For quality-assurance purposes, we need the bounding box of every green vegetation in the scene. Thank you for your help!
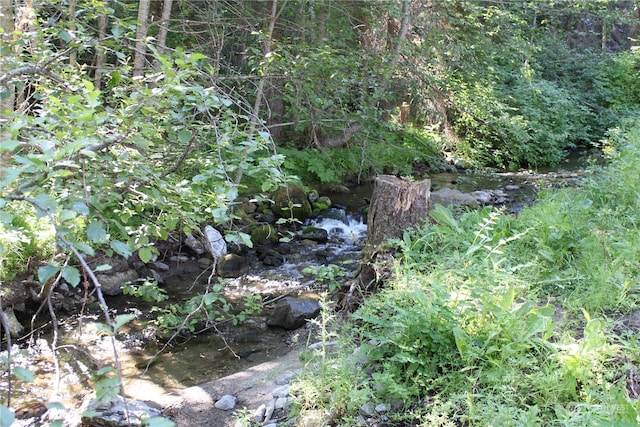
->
[292,123,640,425]
[1,0,640,425]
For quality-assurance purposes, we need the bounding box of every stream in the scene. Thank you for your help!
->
[2,150,598,423]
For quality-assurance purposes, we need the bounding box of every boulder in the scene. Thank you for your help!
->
[250,224,280,246]
[300,226,328,243]
[430,188,478,208]
[204,225,228,259]
[96,269,139,296]
[267,297,321,330]
[272,185,312,220]
[217,254,250,278]
[2,308,24,336]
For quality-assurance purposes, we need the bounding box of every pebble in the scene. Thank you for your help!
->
[214,394,236,411]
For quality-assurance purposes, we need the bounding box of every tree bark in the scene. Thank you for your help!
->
[156,0,173,54]
[367,175,431,246]
[94,1,108,90]
[133,0,151,77]
[334,175,431,310]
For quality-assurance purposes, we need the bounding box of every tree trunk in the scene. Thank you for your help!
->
[94,2,108,90]
[156,0,173,54]
[133,0,151,77]
[0,0,14,122]
[367,175,431,246]
[334,175,431,310]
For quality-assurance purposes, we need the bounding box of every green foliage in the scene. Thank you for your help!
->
[295,125,640,425]
[302,264,349,292]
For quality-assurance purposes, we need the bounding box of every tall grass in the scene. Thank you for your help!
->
[292,123,640,426]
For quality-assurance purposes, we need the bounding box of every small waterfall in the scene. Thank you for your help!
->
[307,207,367,246]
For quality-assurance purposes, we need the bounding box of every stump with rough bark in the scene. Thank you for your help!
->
[335,175,431,310]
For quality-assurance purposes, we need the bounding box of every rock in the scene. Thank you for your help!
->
[184,233,206,255]
[272,184,313,220]
[204,225,227,259]
[271,384,290,398]
[359,402,375,418]
[275,371,296,385]
[275,397,292,409]
[253,404,267,423]
[300,226,328,243]
[2,308,24,336]
[96,269,139,296]
[217,254,250,278]
[197,257,212,267]
[261,249,285,267]
[375,403,389,413]
[82,396,160,426]
[250,224,280,246]
[267,297,321,330]
[151,261,170,271]
[214,394,236,410]
[430,187,478,208]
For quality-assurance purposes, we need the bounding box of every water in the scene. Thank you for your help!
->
[3,153,596,419]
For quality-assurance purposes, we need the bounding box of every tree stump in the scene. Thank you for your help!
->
[334,175,431,310]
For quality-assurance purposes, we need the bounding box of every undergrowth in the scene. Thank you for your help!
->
[291,122,640,426]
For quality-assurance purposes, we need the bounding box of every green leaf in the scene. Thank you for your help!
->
[38,264,60,283]
[113,314,135,332]
[110,240,132,258]
[0,168,19,187]
[12,366,34,383]
[61,266,81,287]
[73,201,90,215]
[177,129,192,144]
[87,221,107,243]
[95,264,112,272]
[33,194,58,217]
[0,404,15,427]
[138,246,153,263]
[0,210,14,224]
[203,292,220,306]
[189,52,207,62]
[74,241,95,256]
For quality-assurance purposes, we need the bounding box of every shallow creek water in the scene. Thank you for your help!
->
[3,150,597,419]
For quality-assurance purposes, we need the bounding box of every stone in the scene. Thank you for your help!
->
[184,233,206,255]
[267,297,321,330]
[204,225,227,259]
[217,254,250,278]
[430,187,478,208]
[250,224,279,246]
[359,402,375,418]
[2,308,23,336]
[271,384,290,398]
[275,371,296,385]
[214,394,236,410]
[375,403,389,413]
[151,261,170,271]
[300,226,328,243]
[96,269,139,296]
[82,396,160,426]
[272,184,312,220]
[253,404,267,423]
[275,397,292,409]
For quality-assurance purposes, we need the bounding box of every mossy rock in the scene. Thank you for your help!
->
[312,196,332,213]
[272,184,312,220]
[250,224,280,246]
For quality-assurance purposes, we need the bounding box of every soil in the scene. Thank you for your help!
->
[150,347,305,427]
